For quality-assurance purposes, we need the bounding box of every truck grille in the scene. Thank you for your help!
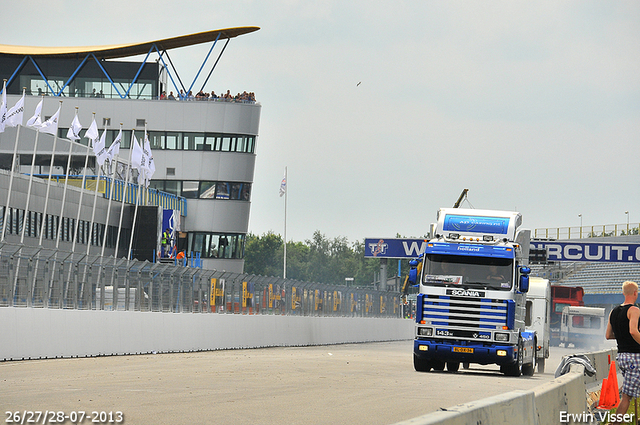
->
[423,294,508,329]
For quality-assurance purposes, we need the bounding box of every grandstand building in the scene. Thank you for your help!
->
[0,27,260,273]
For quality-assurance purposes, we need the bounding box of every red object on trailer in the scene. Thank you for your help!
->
[550,285,584,345]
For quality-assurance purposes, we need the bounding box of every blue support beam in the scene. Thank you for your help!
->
[57,54,90,96]
[91,53,124,98]
[27,56,56,96]
[2,36,228,100]
[186,33,220,96]
[200,38,230,93]
[3,56,28,93]
[123,45,156,99]
[153,46,183,99]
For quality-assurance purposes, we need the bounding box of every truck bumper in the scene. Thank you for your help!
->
[413,339,517,366]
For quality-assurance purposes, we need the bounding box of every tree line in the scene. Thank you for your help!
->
[244,231,410,287]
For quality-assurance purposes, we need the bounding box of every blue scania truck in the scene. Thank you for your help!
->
[408,208,537,376]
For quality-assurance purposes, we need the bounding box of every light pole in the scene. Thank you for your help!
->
[625,211,629,235]
[578,214,582,238]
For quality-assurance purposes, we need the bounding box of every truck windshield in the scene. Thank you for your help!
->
[423,254,513,291]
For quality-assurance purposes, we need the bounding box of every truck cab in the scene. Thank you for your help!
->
[411,208,537,376]
[560,306,605,349]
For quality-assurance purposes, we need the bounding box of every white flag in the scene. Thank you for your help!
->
[94,128,108,166]
[279,174,286,197]
[38,104,61,136]
[130,135,148,185]
[26,98,43,128]
[85,118,99,141]
[106,128,122,163]
[143,132,155,181]
[66,114,82,141]
[0,81,7,133]
[5,91,24,127]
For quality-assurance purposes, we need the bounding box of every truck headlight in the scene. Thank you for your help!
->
[418,327,433,336]
[495,332,509,342]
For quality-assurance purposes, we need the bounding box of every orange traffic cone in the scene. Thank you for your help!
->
[597,360,620,410]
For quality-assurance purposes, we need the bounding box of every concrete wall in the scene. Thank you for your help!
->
[392,349,616,425]
[0,307,414,361]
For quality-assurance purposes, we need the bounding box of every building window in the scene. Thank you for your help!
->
[187,232,245,259]
[199,182,216,199]
[181,181,199,199]
[150,180,250,201]
[58,129,256,153]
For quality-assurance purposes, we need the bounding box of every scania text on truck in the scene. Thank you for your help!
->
[408,208,537,376]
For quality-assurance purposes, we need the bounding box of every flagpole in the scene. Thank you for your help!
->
[38,100,63,246]
[101,124,122,257]
[109,130,134,294]
[283,166,287,279]
[115,130,135,260]
[127,178,141,260]
[56,108,79,250]
[1,87,26,243]
[86,125,108,256]
[82,124,106,302]
[14,99,44,299]
[96,125,121,310]
[127,144,142,261]
[20,124,42,244]
[71,113,95,253]
[85,151,102,255]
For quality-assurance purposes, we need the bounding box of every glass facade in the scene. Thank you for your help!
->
[57,128,256,153]
[188,232,245,259]
[149,180,251,201]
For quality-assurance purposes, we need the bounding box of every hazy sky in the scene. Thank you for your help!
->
[4,1,639,243]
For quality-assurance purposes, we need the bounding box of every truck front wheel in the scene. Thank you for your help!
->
[446,362,460,372]
[432,360,445,371]
[414,354,432,372]
[504,340,523,377]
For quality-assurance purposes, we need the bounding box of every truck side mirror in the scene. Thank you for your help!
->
[519,266,531,293]
[407,259,419,285]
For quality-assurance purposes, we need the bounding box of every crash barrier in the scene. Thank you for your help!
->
[0,308,414,361]
[0,241,411,361]
[392,348,617,425]
[0,242,401,318]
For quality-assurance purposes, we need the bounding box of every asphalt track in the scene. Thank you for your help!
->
[1,340,612,425]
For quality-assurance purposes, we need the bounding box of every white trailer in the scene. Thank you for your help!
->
[560,306,605,349]
[526,277,550,373]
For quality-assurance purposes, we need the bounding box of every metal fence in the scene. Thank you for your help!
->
[534,222,639,239]
[0,242,402,318]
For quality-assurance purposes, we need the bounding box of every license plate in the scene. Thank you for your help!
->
[453,347,474,353]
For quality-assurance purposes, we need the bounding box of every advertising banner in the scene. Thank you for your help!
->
[364,238,427,259]
[532,241,640,263]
